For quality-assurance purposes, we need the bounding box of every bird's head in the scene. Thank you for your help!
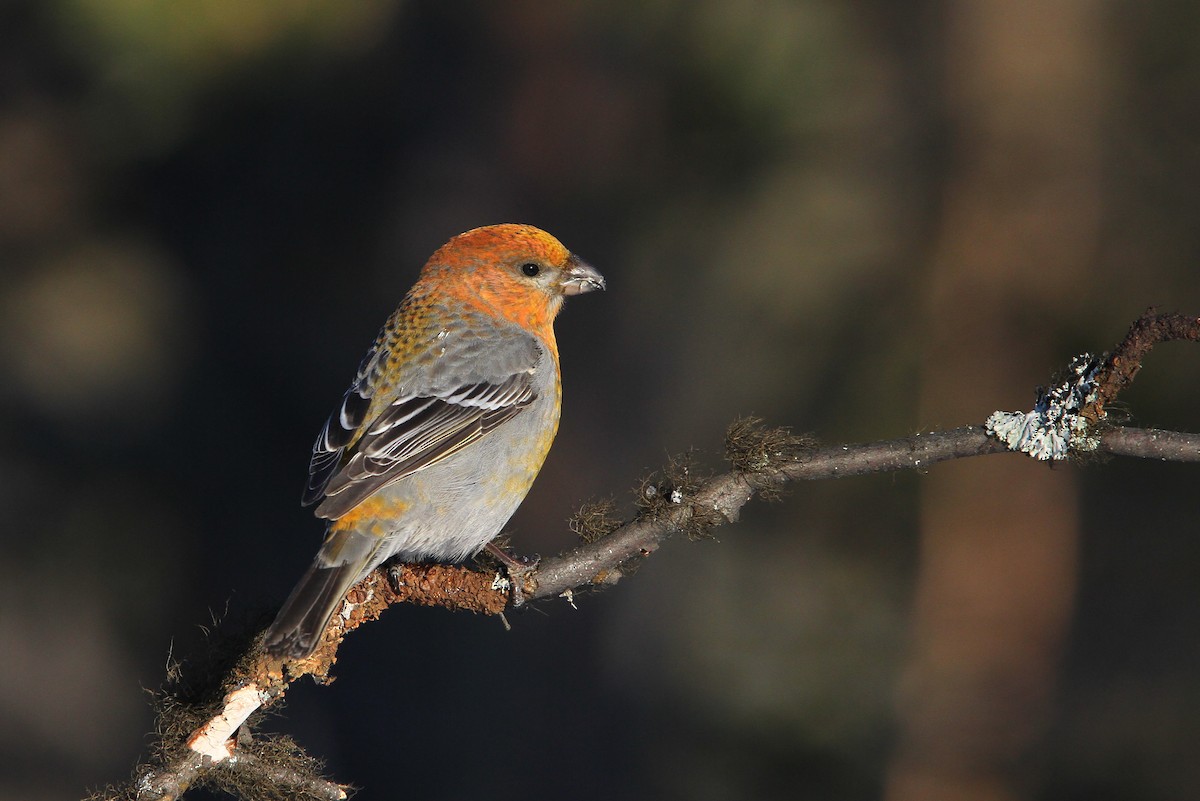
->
[420,224,605,333]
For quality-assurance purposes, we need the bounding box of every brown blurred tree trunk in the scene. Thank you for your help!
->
[888,2,1108,800]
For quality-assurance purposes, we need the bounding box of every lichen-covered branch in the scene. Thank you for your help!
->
[104,310,1200,801]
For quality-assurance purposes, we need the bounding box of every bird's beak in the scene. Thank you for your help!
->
[560,254,606,296]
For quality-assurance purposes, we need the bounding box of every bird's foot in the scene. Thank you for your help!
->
[484,542,539,607]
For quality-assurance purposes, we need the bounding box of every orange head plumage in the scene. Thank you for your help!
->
[414,224,604,342]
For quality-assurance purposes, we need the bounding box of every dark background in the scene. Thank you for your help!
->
[1,2,1199,800]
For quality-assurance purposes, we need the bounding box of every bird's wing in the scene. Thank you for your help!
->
[302,322,543,520]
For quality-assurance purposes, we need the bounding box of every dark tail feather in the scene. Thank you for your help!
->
[263,561,363,659]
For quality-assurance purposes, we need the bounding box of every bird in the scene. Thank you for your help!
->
[262,224,605,659]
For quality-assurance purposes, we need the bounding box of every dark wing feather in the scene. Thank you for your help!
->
[302,341,390,508]
[306,372,536,520]
[302,386,371,507]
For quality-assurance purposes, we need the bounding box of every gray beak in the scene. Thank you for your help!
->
[561,254,606,296]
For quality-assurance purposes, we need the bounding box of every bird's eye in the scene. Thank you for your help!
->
[520,262,540,277]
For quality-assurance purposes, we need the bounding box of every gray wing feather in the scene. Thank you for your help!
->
[302,319,543,519]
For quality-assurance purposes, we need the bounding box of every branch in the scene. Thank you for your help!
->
[110,310,1200,801]
[1092,309,1200,412]
[1096,426,1200,461]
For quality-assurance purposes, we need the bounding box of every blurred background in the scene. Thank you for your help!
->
[2,1,1199,799]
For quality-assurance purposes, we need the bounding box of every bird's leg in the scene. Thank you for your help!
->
[484,542,539,607]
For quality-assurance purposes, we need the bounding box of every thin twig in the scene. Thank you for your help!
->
[1098,427,1200,461]
[1092,310,1200,414]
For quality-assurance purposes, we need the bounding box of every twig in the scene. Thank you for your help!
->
[1092,310,1200,413]
[1097,427,1200,461]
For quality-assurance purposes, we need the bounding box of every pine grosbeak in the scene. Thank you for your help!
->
[263,224,604,658]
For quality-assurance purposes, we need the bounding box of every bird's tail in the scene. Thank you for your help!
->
[262,528,384,659]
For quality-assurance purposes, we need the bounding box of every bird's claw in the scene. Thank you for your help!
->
[484,542,540,607]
